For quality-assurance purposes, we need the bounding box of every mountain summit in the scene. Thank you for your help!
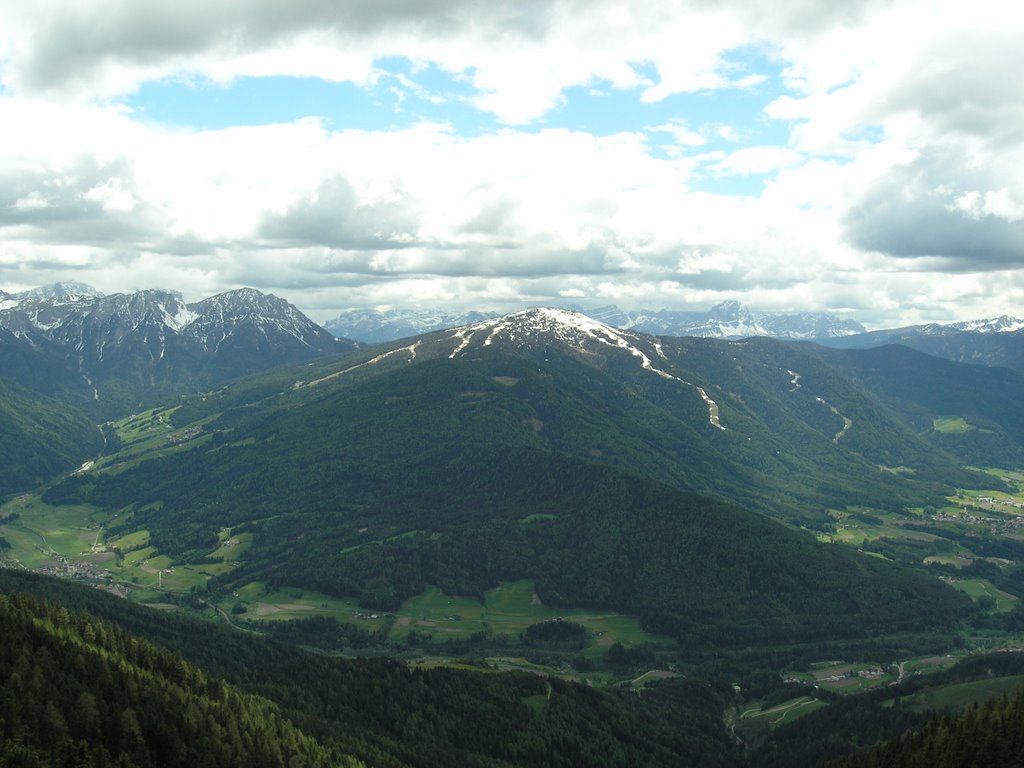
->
[448,307,649,354]
[323,300,865,344]
[0,284,356,416]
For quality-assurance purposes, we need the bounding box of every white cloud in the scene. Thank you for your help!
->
[713,146,803,176]
[1,0,1023,327]
[950,189,1024,223]
[648,120,707,147]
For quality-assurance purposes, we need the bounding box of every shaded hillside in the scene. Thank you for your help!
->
[812,344,1024,467]
[823,320,1024,372]
[0,571,739,768]
[828,688,1024,768]
[0,380,103,498]
[0,590,354,768]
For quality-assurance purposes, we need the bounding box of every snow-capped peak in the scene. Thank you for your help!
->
[447,308,727,430]
[949,316,1024,334]
[455,307,633,351]
[15,281,103,303]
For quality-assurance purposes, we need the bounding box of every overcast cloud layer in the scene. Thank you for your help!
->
[1,0,1023,328]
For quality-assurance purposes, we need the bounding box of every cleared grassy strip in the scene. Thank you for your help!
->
[933,416,974,434]
[109,530,150,551]
[902,654,959,676]
[388,580,671,653]
[226,583,390,630]
[741,697,827,727]
[950,578,1018,612]
[902,674,1024,713]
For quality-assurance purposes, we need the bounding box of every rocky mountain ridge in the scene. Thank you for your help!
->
[325,300,866,344]
[0,283,356,417]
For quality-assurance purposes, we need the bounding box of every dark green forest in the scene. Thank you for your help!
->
[0,573,739,767]
[39,345,979,648]
[0,590,354,768]
[0,380,103,498]
[827,688,1024,767]
[47,441,975,647]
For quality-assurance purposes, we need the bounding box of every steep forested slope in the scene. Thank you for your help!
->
[812,344,1024,467]
[0,590,355,768]
[827,688,1024,768]
[0,571,738,768]
[0,380,103,498]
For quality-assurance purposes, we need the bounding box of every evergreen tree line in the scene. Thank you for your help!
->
[0,591,357,768]
[827,688,1024,768]
[0,573,738,767]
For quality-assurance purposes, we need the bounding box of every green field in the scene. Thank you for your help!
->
[950,578,1018,612]
[0,492,231,599]
[389,580,669,654]
[933,416,975,434]
[785,660,897,692]
[224,583,390,631]
[224,578,670,657]
[92,407,215,474]
[901,675,1024,713]
[0,496,108,569]
[740,696,827,728]
[821,507,944,548]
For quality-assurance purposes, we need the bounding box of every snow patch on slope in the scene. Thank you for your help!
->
[950,316,1024,334]
[451,308,727,430]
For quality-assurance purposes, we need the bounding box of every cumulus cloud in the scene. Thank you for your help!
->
[846,189,1024,270]
[1,0,1023,326]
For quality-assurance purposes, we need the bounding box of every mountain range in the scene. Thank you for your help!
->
[0,282,356,418]
[5,287,1024,766]
[325,297,1024,376]
[324,299,866,344]
[821,315,1024,372]
[38,307,993,648]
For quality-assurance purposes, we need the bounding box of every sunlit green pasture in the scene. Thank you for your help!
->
[933,416,975,434]
[0,496,108,567]
[389,580,670,654]
[93,407,214,473]
[901,675,1024,713]
[951,578,1018,612]
[740,696,827,729]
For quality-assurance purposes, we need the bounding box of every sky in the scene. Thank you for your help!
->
[0,1,1023,329]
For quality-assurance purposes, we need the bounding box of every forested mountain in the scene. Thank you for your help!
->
[811,344,1024,467]
[41,308,982,646]
[822,316,1024,372]
[0,379,102,498]
[10,302,1024,765]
